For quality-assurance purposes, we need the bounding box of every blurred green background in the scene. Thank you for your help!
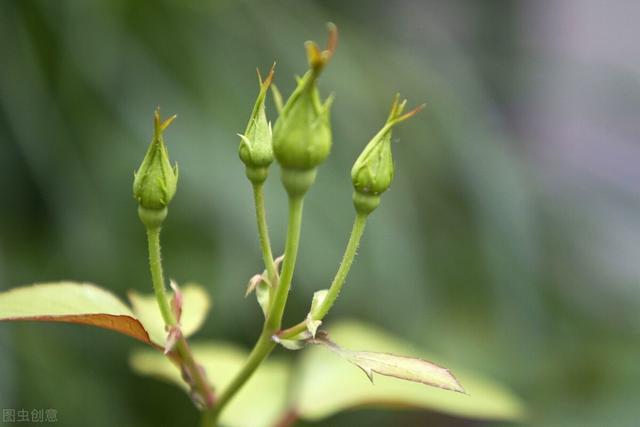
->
[1,0,640,426]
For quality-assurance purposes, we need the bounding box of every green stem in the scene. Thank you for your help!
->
[209,329,276,424]
[146,227,177,326]
[209,196,305,425]
[200,411,214,427]
[266,196,304,331]
[206,183,280,424]
[145,226,216,416]
[253,183,277,285]
[279,212,368,339]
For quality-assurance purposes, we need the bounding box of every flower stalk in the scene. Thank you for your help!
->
[252,182,278,286]
[209,25,338,424]
[135,109,216,416]
[279,212,368,339]
[133,28,422,427]
[280,95,422,340]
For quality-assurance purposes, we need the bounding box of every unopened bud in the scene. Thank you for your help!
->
[351,95,423,215]
[273,23,338,197]
[239,65,275,185]
[133,108,179,228]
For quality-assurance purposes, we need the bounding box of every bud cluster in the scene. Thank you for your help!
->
[127,24,427,419]
[133,25,422,223]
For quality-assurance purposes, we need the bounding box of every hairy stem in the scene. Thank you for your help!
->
[266,196,304,331]
[146,227,177,326]
[253,183,278,285]
[209,196,305,425]
[145,227,216,416]
[279,212,368,339]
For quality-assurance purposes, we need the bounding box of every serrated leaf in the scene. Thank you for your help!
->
[128,283,210,346]
[293,320,525,422]
[0,282,154,345]
[0,282,211,348]
[314,335,464,393]
[130,342,290,427]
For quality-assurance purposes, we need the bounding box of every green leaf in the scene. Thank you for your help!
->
[0,282,211,348]
[245,273,271,318]
[255,281,270,318]
[273,332,311,351]
[0,282,155,344]
[305,289,327,337]
[312,335,464,393]
[308,289,328,316]
[130,342,290,427]
[128,283,211,346]
[292,320,525,422]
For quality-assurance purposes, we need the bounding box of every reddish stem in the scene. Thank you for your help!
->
[273,409,299,427]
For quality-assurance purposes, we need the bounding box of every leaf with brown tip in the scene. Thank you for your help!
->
[0,281,211,348]
[0,282,155,345]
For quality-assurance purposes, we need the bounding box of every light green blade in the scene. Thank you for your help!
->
[293,320,525,422]
[130,342,290,427]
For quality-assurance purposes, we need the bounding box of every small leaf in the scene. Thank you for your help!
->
[244,273,271,317]
[163,325,181,355]
[272,331,311,351]
[305,289,327,337]
[305,318,322,338]
[130,342,290,427]
[274,254,285,269]
[169,280,183,322]
[315,335,464,393]
[128,283,211,346]
[0,282,154,345]
[244,274,264,297]
[254,282,270,318]
[293,320,525,422]
[308,289,327,317]
[275,338,307,351]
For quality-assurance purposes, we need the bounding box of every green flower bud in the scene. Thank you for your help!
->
[351,95,423,215]
[239,65,275,185]
[133,108,179,227]
[273,73,333,170]
[273,23,338,197]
